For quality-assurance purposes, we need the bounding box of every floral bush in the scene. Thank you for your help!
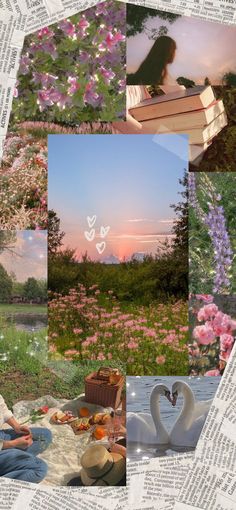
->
[48,285,189,375]
[12,1,125,125]
[189,172,236,294]
[189,294,236,375]
[0,132,47,230]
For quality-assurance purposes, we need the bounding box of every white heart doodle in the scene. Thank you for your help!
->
[96,242,106,254]
[100,225,110,238]
[87,215,97,228]
[84,229,95,242]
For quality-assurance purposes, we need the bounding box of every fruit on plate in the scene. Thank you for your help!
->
[79,407,90,418]
[70,418,91,434]
[93,426,107,440]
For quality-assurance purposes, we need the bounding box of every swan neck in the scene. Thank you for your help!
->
[150,390,167,438]
[178,384,195,428]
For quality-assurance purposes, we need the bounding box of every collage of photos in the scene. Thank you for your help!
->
[0,0,236,501]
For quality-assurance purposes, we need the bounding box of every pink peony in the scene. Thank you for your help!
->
[220,333,234,351]
[195,295,214,303]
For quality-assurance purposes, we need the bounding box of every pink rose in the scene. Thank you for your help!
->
[220,334,234,351]
[195,294,214,303]
[193,324,216,345]
[197,303,218,322]
[204,369,220,376]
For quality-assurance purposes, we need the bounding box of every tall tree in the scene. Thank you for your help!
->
[0,264,13,302]
[48,209,65,255]
[23,277,40,300]
[171,170,188,255]
[0,232,17,254]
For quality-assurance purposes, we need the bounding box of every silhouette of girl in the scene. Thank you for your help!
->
[127,36,177,86]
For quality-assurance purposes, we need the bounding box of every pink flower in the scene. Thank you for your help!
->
[220,333,234,351]
[204,369,220,376]
[73,328,83,334]
[59,19,75,37]
[195,295,214,303]
[156,355,166,364]
[193,324,216,345]
[67,76,80,95]
[197,304,218,322]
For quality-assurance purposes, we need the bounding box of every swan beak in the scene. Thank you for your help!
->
[171,395,177,407]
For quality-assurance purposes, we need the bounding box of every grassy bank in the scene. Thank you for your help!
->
[0,304,47,314]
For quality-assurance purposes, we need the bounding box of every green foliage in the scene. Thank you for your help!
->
[0,264,13,302]
[127,5,180,37]
[48,209,65,255]
[177,77,196,88]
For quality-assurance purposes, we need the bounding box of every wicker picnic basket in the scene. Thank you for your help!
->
[85,367,124,409]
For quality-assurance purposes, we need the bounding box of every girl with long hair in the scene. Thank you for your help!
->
[127,36,177,86]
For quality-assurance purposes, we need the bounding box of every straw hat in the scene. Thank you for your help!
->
[80,444,126,486]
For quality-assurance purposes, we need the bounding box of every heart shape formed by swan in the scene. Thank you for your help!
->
[96,241,106,254]
[127,381,213,448]
[84,229,95,242]
[100,225,110,238]
[87,215,97,228]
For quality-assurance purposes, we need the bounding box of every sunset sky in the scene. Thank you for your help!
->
[127,12,236,84]
[0,231,47,282]
[48,134,188,261]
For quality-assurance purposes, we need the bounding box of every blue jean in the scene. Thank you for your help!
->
[0,428,52,483]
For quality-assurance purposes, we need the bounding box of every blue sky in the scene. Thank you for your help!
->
[48,134,188,260]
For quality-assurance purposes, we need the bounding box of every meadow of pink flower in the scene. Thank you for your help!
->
[48,285,189,375]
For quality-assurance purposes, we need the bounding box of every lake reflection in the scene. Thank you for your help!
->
[127,376,220,461]
[5,314,47,332]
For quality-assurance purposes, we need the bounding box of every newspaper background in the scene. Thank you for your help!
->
[120,0,236,25]
[0,0,236,508]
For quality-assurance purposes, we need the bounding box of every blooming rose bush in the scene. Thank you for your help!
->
[0,131,47,229]
[12,1,125,124]
[48,285,189,375]
[189,294,236,375]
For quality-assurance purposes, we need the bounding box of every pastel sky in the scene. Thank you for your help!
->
[48,134,188,261]
[0,231,47,282]
[127,12,236,84]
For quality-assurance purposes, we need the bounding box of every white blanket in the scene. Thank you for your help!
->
[6,395,109,486]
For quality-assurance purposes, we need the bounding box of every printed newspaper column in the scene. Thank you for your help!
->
[119,0,236,25]
[173,343,236,510]
[0,9,26,159]
[25,0,102,34]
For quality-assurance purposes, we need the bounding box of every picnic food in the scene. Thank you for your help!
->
[51,410,76,424]
[70,418,91,435]
[93,426,107,440]
[79,407,91,418]
[89,413,112,425]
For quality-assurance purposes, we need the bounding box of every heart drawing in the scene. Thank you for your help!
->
[100,225,110,238]
[87,215,97,228]
[84,229,95,242]
[96,242,106,254]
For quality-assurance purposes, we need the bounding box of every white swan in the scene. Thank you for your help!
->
[127,384,172,445]
[170,381,212,447]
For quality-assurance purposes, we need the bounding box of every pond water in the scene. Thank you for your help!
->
[127,375,220,461]
[4,313,47,332]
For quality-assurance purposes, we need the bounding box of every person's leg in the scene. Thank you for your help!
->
[0,428,52,456]
[0,449,48,483]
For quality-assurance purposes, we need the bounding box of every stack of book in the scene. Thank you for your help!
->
[129,86,227,163]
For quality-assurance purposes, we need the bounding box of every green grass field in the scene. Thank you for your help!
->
[0,304,47,314]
